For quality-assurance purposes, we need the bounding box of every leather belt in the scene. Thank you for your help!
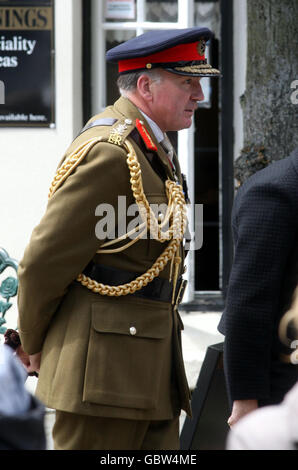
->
[82,262,187,306]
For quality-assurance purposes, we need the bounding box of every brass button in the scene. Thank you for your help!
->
[158,212,164,222]
[129,326,137,336]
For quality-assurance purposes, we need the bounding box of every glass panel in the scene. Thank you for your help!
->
[195,1,220,109]
[198,50,212,109]
[146,0,178,23]
[104,0,136,22]
[194,1,220,38]
[194,0,220,291]
[194,69,220,290]
[106,30,136,105]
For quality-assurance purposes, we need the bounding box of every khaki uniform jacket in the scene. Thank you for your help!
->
[18,97,191,420]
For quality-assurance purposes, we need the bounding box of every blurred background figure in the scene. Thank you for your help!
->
[218,148,298,426]
[0,343,46,450]
[226,381,298,450]
[227,283,298,450]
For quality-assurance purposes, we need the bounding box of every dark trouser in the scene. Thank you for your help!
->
[53,411,180,450]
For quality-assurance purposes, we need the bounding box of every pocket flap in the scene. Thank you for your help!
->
[91,300,170,339]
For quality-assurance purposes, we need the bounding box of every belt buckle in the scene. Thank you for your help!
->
[174,279,188,308]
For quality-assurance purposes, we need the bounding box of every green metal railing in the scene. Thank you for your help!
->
[0,248,18,335]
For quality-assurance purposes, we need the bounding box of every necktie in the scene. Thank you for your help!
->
[160,134,174,169]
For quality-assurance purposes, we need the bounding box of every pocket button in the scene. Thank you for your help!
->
[129,326,137,336]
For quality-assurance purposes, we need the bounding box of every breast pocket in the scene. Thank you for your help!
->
[83,298,172,410]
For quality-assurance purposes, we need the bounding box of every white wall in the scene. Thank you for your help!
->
[0,0,83,329]
[0,0,82,261]
[233,0,247,162]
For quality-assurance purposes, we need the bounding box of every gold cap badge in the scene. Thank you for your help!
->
[197,39,206,56]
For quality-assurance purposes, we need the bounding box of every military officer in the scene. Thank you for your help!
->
[17,27,220,450]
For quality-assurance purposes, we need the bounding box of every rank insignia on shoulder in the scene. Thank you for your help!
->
[136,118,158,151]
[108,119,133,146]
[108,132,123,146]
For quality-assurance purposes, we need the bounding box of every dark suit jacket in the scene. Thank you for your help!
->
[218,147,298,405]
[0,396,46,450]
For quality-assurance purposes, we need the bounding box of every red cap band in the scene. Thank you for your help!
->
[118,41,205,73]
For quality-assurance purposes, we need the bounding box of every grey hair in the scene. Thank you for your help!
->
[117,69,163,96]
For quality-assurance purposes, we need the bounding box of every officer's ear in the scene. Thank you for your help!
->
[136,74,153,102]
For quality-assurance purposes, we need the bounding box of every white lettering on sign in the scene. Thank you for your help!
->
[0,35,37,55]
[105,0,135,20]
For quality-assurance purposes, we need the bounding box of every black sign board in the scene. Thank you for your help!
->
[0,0,55,127]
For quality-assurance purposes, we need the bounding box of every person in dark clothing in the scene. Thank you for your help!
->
[218,147,298,427]
[0,343,46,450]
[227,276,298,449]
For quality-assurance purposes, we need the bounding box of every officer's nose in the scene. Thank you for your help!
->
[192,81,204,102]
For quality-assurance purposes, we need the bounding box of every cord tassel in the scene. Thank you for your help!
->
[169,253,175,283]
[171,256,182,305]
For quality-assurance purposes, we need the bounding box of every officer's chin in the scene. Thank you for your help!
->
[180,116,193,130]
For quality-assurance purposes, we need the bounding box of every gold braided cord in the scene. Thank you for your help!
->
[48,136,187,298]
[174,64,220,75]
[48,137,103,199]
[97,221,147,252]
[125,139,186,243]
[96,225,148,254]
[96,140,185,255]
[77,240,182,297]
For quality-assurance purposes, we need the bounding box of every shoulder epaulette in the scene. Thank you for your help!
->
[107,118,135,147]
[80,118,118,134]
[80,116,137,148]
[80,117,158,153]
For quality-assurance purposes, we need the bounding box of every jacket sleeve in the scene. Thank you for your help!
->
[223,178,296,402]
[17,141,130,354]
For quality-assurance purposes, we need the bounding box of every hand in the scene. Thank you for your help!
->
[16,346,41,375]
[227,399,258,427]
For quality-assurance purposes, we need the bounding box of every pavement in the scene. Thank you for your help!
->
[25,309,224,450]
[180,310,224,390]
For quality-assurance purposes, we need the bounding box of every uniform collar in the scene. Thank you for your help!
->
[114,96,177,178]
[139,111,175,165]
[114,96,164,144]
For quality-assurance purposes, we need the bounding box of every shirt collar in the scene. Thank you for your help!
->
[139,110,164,144]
